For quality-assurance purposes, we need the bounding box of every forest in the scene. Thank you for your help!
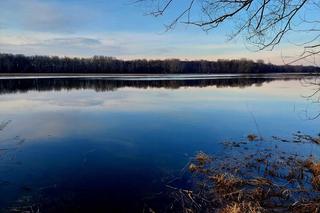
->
[0,53,319,74]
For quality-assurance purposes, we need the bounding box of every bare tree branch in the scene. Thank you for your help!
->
[138,0,320,65]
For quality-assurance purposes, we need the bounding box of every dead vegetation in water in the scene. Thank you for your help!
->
[304,158,320,191]
[195,152,212,165]
[272,132,320,145]
[146,133,320,213]
[247,134,259,142]
[219,202,264,213]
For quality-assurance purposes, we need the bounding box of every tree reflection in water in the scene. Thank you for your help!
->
[0,75,310,95]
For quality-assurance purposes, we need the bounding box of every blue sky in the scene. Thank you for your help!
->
[0,0,313,64]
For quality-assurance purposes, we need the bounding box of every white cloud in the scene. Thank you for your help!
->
[47,38,101,46]
[0,29,309,65]
[0,0,97,33]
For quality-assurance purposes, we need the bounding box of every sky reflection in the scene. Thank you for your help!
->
[0,77,319,212]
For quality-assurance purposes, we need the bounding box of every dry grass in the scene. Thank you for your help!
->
[188,163,198,173]
[290,199,320,212]
[312,176,320,191]
[194,151,212,165]
[158,133,320,213]
[304,159,320,190]
[210,174,245,195]
[311,162,320,176]
[247,134,258,141]
[219,202,264,213]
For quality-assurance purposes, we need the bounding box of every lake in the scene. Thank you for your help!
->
[0,74,319,212]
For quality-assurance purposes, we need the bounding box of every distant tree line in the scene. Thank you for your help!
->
[0,53,318,74]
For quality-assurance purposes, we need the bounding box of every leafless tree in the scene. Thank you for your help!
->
[136,0,320,65]
[136,0,320,119]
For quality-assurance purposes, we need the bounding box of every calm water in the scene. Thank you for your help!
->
[0,75,319,212]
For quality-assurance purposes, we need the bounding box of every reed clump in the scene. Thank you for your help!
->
[247,134,258,141]
[304,159,320,191]
[219,202,264,213]
[160,133,320,213]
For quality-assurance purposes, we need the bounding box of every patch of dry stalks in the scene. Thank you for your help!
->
[154,133,320,213]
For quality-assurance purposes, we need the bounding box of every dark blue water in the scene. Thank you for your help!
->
[0,75,319,212]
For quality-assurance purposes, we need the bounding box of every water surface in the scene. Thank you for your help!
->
[0,75,319,212]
